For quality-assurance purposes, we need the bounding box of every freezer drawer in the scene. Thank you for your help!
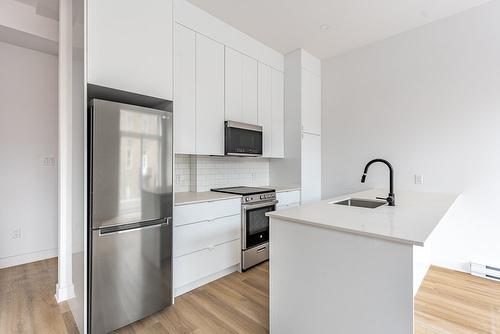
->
[90,221,172,333]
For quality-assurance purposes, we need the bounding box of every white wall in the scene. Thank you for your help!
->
[322,0,500,272]
[0,41,58,268]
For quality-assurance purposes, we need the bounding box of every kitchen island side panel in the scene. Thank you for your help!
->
[269,218,414,334]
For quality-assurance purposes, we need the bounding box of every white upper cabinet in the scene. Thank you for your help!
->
[195,34,225,156]
[258,63,284,158]
[225,47,258,124]
[225,48,242,122]
[88,0,173,100]
[271,69,285,158]
[242,56,258,124]
[258,63,272,157]
[174,23,196,154]
[301,69,321,135]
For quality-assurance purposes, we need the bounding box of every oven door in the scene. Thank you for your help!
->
[225,121,263,156]
[242,200,277,250]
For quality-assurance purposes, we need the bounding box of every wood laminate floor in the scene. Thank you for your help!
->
[1,259,499,333]
[0,258,79,334]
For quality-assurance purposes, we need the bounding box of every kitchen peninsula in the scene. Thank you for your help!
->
[267,189,457,334]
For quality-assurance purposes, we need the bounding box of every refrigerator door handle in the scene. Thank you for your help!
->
[98,218,169,236]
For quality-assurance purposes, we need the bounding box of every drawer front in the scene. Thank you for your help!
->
[174,239,240,288]
[174,198,241,226]
[174,214,240,257]
[276,202,300,211]
[277,190,300,207]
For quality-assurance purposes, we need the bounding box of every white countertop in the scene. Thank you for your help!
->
[267,189,458,246]
[175,185,300,206]
[271,184,301,193]
[174,191,241,206]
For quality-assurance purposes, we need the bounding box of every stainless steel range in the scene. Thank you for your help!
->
[211,186,276,271]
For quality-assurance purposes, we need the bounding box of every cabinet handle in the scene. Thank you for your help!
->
[256,246,267,253]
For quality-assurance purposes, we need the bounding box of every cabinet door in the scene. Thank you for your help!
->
[258,63,272,157]
[174,24,196,154]
[242,56,258,124]
[88,0,173,100]
[301,69,321,135]
[225,47,243,122]
[195,34,225,156]
[301,133,321,203]
[225,48,258,124]
[271,69,285,158]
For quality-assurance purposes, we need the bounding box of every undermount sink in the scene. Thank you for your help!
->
[332,198,386,209]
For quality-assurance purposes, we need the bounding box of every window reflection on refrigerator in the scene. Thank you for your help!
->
[118,109,163,220]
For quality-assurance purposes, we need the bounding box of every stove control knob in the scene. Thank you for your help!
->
[245,197,251,202]
[260,195,265,199]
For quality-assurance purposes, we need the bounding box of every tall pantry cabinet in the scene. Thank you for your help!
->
[270,49,322,204]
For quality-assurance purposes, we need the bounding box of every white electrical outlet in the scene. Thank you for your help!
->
[12,228,21,239]
[414,174,424,185]
[41,156,56,167]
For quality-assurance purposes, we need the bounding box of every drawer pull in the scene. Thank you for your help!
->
[256,246,267,253]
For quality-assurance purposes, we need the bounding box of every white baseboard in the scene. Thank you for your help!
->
[174,264,239,298]
[0,248,58,269]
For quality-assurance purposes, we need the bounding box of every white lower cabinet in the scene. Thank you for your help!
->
[173,199,242,297]
[174,198,240,226]
[174,214,240,257]
[174,239,240,295]
[277,190,301,210]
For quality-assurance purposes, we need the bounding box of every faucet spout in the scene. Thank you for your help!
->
[360,159,395,206]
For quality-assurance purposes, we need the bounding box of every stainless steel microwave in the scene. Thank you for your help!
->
[224,121,263,156]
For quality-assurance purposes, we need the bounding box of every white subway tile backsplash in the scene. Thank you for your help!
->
[174,154,269,192]
[174,154,192,192]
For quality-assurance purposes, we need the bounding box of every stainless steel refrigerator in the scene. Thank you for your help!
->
[88,99,173,333]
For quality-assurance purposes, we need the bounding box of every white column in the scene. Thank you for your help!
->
[56,0,75,303]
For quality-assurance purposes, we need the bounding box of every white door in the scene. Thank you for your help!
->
[174,24,196,154]
[195,34,225,156]
[271,69,284,158]
[301,133,321,203]
[87,0,173,100]
[258,63,272,157]
[301,69,321,135]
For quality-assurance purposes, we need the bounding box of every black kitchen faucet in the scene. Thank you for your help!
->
[361,159,395,206]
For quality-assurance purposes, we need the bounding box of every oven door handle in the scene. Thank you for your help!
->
[242,200,278,211]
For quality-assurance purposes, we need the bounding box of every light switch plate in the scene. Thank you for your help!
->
[12,228,21,239]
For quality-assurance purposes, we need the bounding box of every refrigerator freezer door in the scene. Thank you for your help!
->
[90,99,173,229]
[91,221,172,333]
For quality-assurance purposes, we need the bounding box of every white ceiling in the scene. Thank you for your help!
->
[188,0,492,59]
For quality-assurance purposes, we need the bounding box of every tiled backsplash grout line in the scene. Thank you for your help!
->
[175,154,270,192]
